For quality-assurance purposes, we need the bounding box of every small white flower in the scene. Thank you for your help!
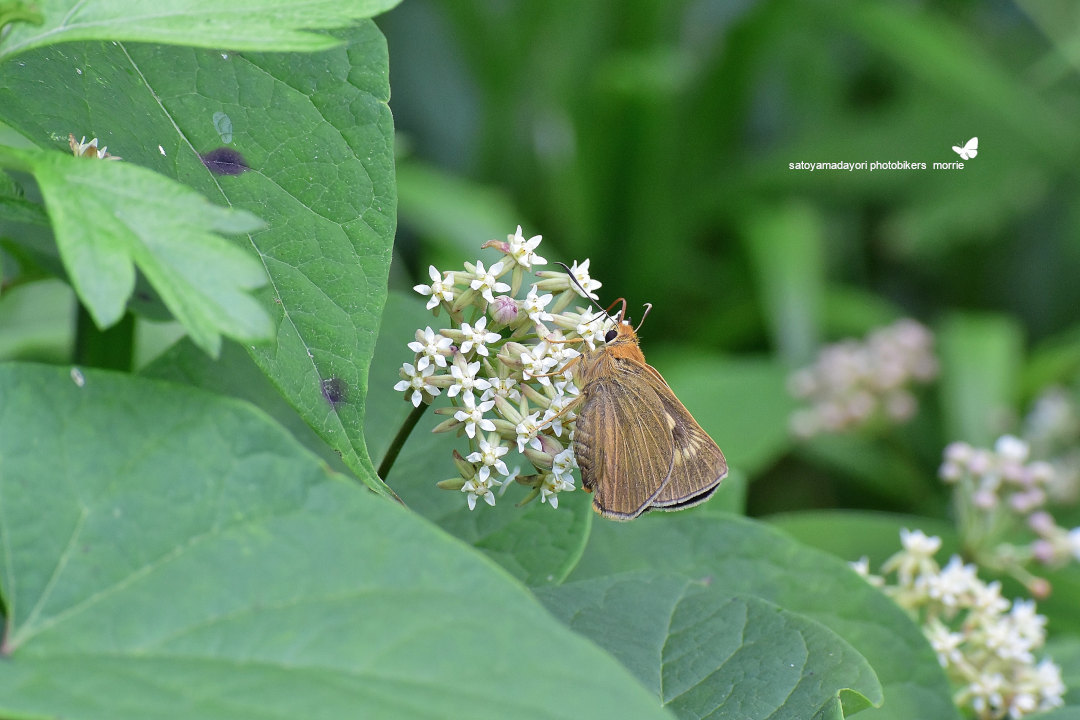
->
[453,394,496,439]
[515,412,543,453]
[413,265,455,310]
[1008,599,1047,645]
[925,556,979,608]
[1032,658,1065,709]
[393,362,439,407]
[552,447,578,482]
[544,384,579,436]
[969,672,1005,716]
[506,226,547,268]
[995,434,1030,463]
[540,471,575,509]
[459,317,501,357]
[969,579,1009,617]
[482,374,521,403]
[447,359,492,400]
[524,285,554,326]
[521,344,557,386]
[900,528,942,558]
[408,327,452,370]
[470,260,511,304]
[568,258,602,300]
[548,339,581,368]
[982,612,1035,663]
[466,434,510,482]
[925,619,964,667]
[575,313,612,350]
[943,441,974,466]
[461,474,500,510]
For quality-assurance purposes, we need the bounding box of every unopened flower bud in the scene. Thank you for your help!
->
[491,418,517,437]
[437,477,467,491]
[1028,577,1052,599]
[498,342,529,369]
[481,239,511,255]
[489,295,519,327]
[432,417,462,434]
[1031,539,1057,564]
[452,449,476,479]
[1029,511,1057,535]
[944,441,973,464]
[536,433,565,457]
[493,394,522,423]
[524,446,554,469]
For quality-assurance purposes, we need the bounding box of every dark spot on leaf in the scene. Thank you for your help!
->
[201,147,248,175]
[322,377,348,407]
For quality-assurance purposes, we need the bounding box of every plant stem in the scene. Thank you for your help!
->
[74,306,134,371]
[378,402,427,482]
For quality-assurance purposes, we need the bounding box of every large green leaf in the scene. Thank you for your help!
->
[536,572,881,719]
[566,513,962,720]
[0,1,402,59]
[0,24,398,494]
[0,363,672,720]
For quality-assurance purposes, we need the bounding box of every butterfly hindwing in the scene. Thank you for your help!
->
[647,376,728,511]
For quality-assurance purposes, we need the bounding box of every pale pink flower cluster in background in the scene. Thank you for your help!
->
[788,319,938,437]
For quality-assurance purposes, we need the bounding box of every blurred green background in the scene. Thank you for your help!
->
[375,0,1080,519]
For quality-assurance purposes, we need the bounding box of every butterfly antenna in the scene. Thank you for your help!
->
[634,303,653,332]
[555,261,609,317]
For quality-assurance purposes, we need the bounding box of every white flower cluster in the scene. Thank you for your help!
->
[854,529,1065,719]
[395,227,614,512]
[788,319,938,438]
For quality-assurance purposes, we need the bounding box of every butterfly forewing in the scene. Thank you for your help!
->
[574,370,675,520]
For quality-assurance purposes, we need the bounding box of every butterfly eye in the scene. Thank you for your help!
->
[604,329,618,343]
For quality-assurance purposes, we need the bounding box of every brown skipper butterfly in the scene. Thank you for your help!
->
[557,268,727,520]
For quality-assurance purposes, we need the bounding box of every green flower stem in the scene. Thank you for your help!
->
[378,401,427,483]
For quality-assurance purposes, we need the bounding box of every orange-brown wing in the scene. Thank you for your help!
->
[573,367,675,521]
[645,367,727,512]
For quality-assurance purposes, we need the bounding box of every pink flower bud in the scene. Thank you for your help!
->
[489,295,519,326]
[1031,539,1057,564]
[536,433,565,457]
[1029,511,1057,535]
[1028,577,1052,599]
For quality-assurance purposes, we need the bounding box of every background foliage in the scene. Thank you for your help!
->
[2,0,1080,717]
